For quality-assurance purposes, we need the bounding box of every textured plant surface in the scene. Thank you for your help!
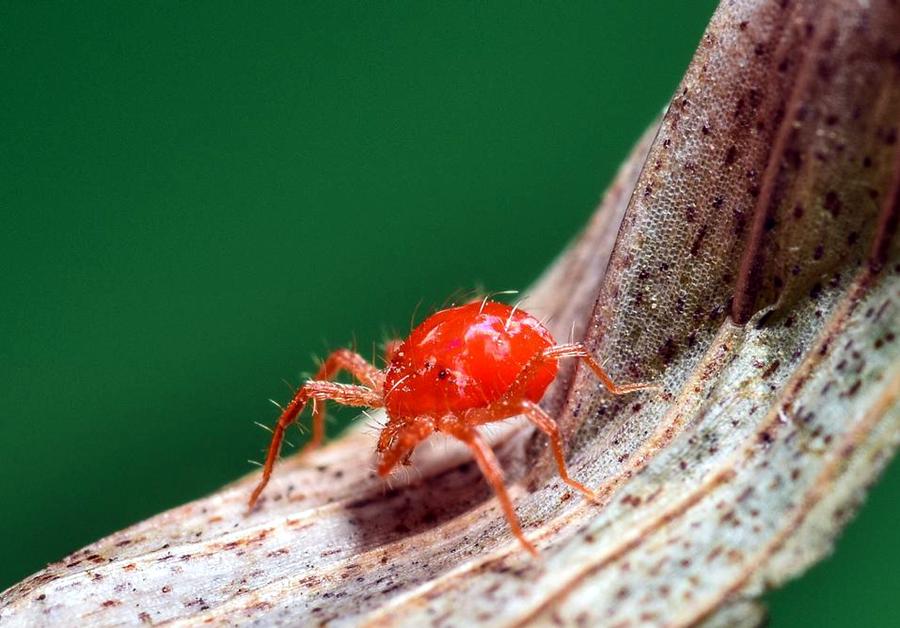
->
[2,1,898,626]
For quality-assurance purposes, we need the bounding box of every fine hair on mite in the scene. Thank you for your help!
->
[248,296,653,555]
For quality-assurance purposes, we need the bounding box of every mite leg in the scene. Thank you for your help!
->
[375,417,434,476]
[248,381,381,510]
[468,344,652,429]
[314,348,382,387]
[477,342,654,413]
[462,341,653,508]
[520,400,598,502]
[308,349,383,456]
[544,342,656,394]
[446,424,538,556]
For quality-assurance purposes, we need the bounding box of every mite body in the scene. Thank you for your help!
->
[248,299,649,554]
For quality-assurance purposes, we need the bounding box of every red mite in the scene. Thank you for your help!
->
[248,299,650,555]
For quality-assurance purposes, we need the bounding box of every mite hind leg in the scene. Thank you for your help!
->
[543,342,657,394]
[465,397,598,507]
[463,341,655,508]
[469,343,653,426]
[249,381,380,510]
[519,400,598,502]
[466,341,654,431]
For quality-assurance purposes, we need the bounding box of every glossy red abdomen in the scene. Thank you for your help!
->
[383,301,557,418]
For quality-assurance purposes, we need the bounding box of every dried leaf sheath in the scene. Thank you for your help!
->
[1,1,898,626]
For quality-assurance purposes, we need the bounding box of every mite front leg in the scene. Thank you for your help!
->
[309,349,384,452]
[314,348,382,388]
[445,423,538,556]
[248,381,381,510]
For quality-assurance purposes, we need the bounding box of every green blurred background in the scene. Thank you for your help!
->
[2,2,897,623]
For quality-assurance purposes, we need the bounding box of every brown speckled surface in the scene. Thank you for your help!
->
[1,1,898,626]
